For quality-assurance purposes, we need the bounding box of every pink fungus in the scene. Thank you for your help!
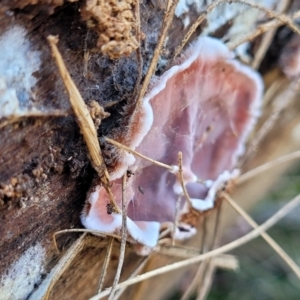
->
[81,36,263,250]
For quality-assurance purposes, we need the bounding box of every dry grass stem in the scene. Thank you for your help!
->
[38,233,87,300]
[244,77,300,162]
[252,30,279,69]
[90,192,300,300]
[105,137,175,171]
[228,19,281,50]
[250,0,290,69]
[172,0,225,60]
[200,216,207,254]
[238,150,300,184]
[262,77,285,106]
[97,238,114,293]
[108,174,128,299]
[228,9,300,50]
[180,260,209,300]
[181,206,222,300]
[178,152,193,207]
[47,35,103,175]
[47,35,120,213]
[0,110,69,129]
[83,51,90,78]
[173,0,300,60]
[223,192,300,279]
[173,195,182,245]
[156,244,200,259]
[114,257,150,300]
[180,255,238,300]
[83,28,90,77]
[159,225,173,239]
[135,0,179,107]
[196,260,216,300]
[210,204,222,250]
[236,0,300,34]
[53,229,122,252]
[133,0,143,99]
[212,254,239,270]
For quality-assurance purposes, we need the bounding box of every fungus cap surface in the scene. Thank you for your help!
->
[81,36,263,250]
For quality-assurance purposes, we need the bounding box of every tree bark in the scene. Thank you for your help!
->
[1,1,300,299]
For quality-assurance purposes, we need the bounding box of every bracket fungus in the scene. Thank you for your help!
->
[81,36,263,251]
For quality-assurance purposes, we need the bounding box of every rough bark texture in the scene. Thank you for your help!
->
[1,1,300,300]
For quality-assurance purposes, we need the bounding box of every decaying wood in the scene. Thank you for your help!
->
[1,1,300,300]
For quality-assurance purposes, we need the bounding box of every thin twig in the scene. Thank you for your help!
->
[135,0,179,107]
[89,193,300,300]
[262,77,285,106]
[114,257,150,300]
[200,216,207,254]
[83,28,90,77]
[105,137,175,171]
[223,192,300,279]
[0,110,69,129]
[83,51,90,78]
[97,238,114,293]
[199,203,223,297]
[196,260,216,300]
[53,229,122,252]
[243,76,300,164]
[180,260,208,300]
[228,19,281,50]
[173,0,300,60]
[157,244,200,259]
[47,35,120,213]
[159,225,173,239]
[235,0,300,35]
[183,204,222,300]
[178,152,193,207]
[157,241,223,258]
[228,10,300,50]
[172,0,225,60]
[252,30,278,69]
[180,254,238,300]
[108,174,128,299]
[210,203,222,250]
[238,150,300,184]
[133,0,143,99]
[172,195,183,245]
[174,215,207,300]
[211,254,239,270]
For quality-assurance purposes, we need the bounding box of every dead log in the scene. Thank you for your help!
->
[1,1,300,299]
